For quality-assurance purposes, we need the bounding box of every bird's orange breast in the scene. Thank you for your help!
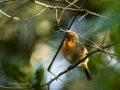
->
[62,40,78,64]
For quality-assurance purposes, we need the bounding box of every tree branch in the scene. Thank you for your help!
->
[0,0,113,21]
[0,7,46,20]
[31,0,112,20]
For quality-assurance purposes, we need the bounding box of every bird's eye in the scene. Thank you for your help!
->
[72,39,74,41]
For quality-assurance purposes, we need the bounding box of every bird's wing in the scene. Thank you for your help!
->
[76,42,88,55]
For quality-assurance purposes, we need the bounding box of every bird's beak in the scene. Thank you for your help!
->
[66,37,71,41]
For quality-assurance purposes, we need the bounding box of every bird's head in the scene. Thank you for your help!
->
[66,32,78,41]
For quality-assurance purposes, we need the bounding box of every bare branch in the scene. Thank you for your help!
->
[103,54,115,78]
[31,0,112,20]
[56,0,80,31]
[79,0,88,9]
[0,0,113,21]
[101,29,109,47]
[58,0,78,20]
[49,71,69,87]
[0,7,46,20]
[56,12,88,31]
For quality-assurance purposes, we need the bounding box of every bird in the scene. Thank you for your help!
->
[62,32,92,81]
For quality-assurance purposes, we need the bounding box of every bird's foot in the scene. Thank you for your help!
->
[67,65,73,72]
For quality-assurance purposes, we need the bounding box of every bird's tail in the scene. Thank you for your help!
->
[83,66,92,81]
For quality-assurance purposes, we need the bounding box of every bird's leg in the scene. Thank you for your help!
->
[67,65,73,72]
[79,59,82,63]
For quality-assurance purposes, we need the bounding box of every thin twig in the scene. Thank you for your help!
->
[79,0,88,9]
[56,0,78,30]
[101,29,108,47]
[49,71,69,87]
[103,54,115,78]
[65,0,80,9]
[56,12,88,31]
[77,33,102,50]
[58,0,78,20]
[0,7,46,20]
[31,0,113,20]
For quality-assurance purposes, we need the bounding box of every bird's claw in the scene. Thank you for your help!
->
[67,65,73,72]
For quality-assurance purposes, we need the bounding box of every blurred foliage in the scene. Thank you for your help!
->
[0,0,120,90]
[33,65,45,90]
[2,62,26,82]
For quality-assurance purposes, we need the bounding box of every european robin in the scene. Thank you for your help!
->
[62,32,92,81]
